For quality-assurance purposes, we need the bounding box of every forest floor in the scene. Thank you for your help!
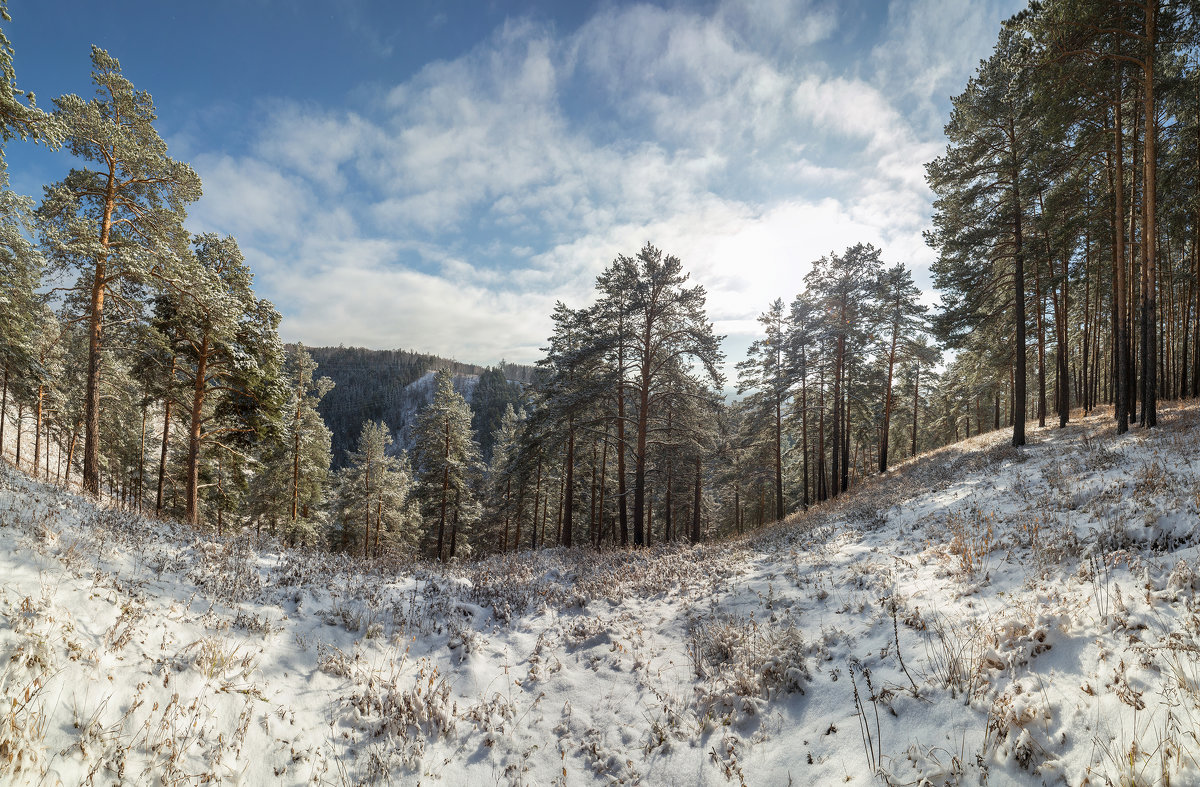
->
[3,403,1200,786]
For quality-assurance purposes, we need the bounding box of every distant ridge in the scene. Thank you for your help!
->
[298,346,536,467]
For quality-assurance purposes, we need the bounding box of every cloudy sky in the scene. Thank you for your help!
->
[8,0,1024,371]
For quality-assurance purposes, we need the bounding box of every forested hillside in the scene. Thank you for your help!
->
[304,346,533,466]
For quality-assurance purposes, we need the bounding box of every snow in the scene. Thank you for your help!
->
[4,403,1200,785]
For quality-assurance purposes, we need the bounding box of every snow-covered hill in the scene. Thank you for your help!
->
[3,404,1200,785]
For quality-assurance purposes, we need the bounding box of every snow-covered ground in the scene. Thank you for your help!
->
[3,404,1200,786]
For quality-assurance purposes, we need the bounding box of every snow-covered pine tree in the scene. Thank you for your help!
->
[413,368,480,561]
[333,420,417,557]
[151,233,285,527]
[38,46,201,496]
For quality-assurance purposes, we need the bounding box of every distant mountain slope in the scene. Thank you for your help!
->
[303,346,535,466]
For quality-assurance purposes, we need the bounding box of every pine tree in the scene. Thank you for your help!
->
[596,244,724,546]
[0,1,60,146]
[874,263,927,472]
[39,47,201,495]
[284,344,334,541]
[413,368,480,561]
[0,165,41,449]
[471,366,521,462]
[737,298,790,521]
[333,420,416,557]
[804,243,884,493]
[487,403,523,552]
[927,28,1037,447]
[153,234,284,526]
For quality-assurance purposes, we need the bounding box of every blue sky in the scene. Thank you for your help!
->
[7,0,1024,370]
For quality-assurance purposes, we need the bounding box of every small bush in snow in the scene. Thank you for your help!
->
[689,614,810,725]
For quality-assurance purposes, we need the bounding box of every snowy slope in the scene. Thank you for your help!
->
[3,404,1200,785]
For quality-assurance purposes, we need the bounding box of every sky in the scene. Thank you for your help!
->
[6,0,1026,372]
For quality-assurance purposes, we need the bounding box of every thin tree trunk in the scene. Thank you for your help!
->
[185,334,210,526]
[562,419,574,547]
[1141,0,1158,427]
[1010,120,1028,447]
[801,359,810,508]
[437,420,449,560]
[34,385,43,479]
[691,456,702,543]
[911,360,920,458]
[1111,84,1130,433]
[880,303,900,473]
[138,402,147,511]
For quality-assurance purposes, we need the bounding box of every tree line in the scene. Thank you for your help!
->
[928,0,1200,446]
[3,0,1192,561]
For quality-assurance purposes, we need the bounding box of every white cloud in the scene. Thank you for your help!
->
[186,0,1014,371]
[870,0,1027,134]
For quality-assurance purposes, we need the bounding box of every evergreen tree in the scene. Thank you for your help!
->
[0,1,60,146]
[413,368,480,561]
[874,263,927,472]
[251,344,334,546]
[927,28,1037,447]
[737,298,790,521]
[333,420,416,557]
[39,47,201,495]
[487,403,524,552]
[152,234,284,526]
[804,243,884,493]
[595,244,724,546]
[471,366,521,462]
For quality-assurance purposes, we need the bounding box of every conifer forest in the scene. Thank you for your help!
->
[5,1,1200,785]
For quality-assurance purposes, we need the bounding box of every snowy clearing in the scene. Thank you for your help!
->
[3,404,1200,786]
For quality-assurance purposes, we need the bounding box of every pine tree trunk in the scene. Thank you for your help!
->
[531,457,542,550]
[34,384,43,479]
[880,307,900,473]
[912,360,920,458]
[185,334,210,526]
[588,444,597,547]
[774,392,783,520]
[691,456,702,543]
[562,419,574,547]
[632,354,650,546]
[664,460,672,541]
[1111,81,1130,433]
[1034,259,1047,428]
[437,420,449,560]
[1141,0,1158,427]
[841,351,851,493]
[831,332,843,499]
[817,367,827,501]
[801,360,810,508]
[82,168,119,497]
[156,399,172,514]
[0,365,6,455]
[66,421,79,487]
[597,429,609,548]
[1009,120,1028,447]
[645,483,652,547]
[138,403,147,511]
